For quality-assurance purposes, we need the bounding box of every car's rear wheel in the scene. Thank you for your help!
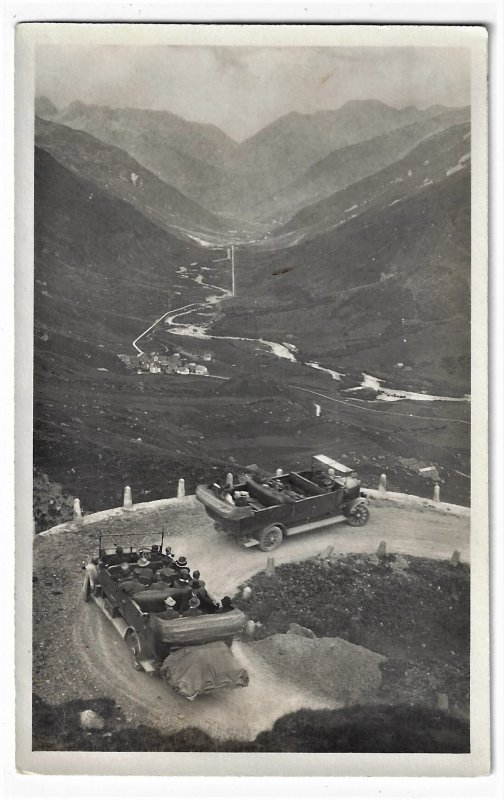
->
[258,525,283,552]
[126,631,144,671]
[347,502,370,527]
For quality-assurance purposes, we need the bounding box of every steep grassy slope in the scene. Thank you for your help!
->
[53,101,242,212]
[34,147,230,511]
[214,169,471,392]
[34,147,210,343]
[35,117,235,238]
[280,123,470,241]
[259,107,470,222]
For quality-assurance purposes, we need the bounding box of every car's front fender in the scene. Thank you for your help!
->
[84,562,99,589]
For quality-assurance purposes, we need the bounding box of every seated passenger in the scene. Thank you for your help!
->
[156,595,180,620]
[158,565,177,585]
[234,490,250,507]
[110,561,133,580]
[174,556,189,572]
[119,577,145,595]
[107,546,125,566]
[162,546,177,569]
[133,556,154,585]
[172,571,192,590]
[147,545,164,571]
[221,484,235,505]
[181,596,203,617]
[218,596,234,613]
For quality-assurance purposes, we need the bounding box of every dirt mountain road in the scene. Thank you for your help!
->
[33,499,469,740]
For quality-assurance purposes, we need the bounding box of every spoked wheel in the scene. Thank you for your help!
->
[126,631,144,671]
[258,525,284,552]
[347,502,370,527]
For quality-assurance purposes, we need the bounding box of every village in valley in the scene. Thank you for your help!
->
[118,349,212,376]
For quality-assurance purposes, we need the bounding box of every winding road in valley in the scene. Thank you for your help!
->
[130,260,471,421]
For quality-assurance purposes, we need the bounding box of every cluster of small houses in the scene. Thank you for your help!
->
[118,351,211,376]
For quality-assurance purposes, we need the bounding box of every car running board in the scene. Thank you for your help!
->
[286,514,346,536]
[92,595,158,673]
[91,594,129,638]
[139,659,157,673]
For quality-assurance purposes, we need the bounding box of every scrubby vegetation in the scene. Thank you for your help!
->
[33,694,469,753]
[236,554,470,716]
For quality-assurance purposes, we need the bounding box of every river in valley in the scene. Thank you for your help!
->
[135,264,470,406]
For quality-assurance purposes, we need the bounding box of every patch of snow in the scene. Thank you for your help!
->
[346,373,469,402]
[186,234,216,248]
[344,204,358,213]
[306,362,344,381]
[97,368,108,372]
[388,198,403,207]
[446,164,465,177]
[407,169,413,177]
[421,178,434,187]
[459,152,471,164]
[424,160,430,166]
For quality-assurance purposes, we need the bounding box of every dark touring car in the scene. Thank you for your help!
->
[82,532,249,700]
[196,454,370,552]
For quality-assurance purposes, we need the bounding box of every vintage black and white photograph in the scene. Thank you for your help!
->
[16,22,488,775]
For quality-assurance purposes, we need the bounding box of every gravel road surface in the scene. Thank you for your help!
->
[33,498,469,740]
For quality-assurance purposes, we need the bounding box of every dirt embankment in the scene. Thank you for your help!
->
[237,553,470,717]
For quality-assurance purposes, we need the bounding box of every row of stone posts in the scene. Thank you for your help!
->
[378,472,441,502]
[70,477,188,522]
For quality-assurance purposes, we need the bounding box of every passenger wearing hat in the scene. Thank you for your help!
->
[156,596,180,620]
[174,556,189,572]
[191,572,219,614]
[133,555,154,585]
[172,570,192,590]
[181,596,203,617]
[219,596,234,613]
[157,565,177,586]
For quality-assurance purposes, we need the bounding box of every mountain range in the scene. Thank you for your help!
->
[33,95,472,517]
[36,97,469,220]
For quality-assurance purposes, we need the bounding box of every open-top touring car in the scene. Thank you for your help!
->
[196,454,370,552]
[82,531,249,700]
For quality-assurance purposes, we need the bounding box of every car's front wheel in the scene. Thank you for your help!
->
[258,525,283,552]
[126,630,144,671]
[82,574,92,602]
[347,501,370,527]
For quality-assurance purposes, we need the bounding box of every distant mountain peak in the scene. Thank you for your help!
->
[35,96,58,119]
[339,98,392,111]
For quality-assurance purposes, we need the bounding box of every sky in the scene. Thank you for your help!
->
[35,45,471,141]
